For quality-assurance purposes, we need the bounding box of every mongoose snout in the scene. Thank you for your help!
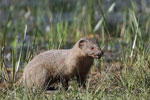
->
[20,37,103,90]
[90,47,103,59]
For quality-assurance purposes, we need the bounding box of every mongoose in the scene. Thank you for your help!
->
[20,38,103,90]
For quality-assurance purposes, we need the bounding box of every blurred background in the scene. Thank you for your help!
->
[1,0,150,67]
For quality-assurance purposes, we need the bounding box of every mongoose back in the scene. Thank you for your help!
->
[21,38,103,89]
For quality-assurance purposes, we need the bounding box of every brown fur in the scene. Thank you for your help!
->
[20,38,103,89]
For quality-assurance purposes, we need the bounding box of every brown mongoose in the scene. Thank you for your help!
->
[20,38,103,90]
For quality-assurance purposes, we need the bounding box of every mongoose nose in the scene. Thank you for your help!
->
[98,50,103,57]
[101,50,104,56]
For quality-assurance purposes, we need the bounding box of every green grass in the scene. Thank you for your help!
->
[0,0,150,99]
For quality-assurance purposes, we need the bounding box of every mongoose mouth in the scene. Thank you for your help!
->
[95,55,102,59]
[91,54,102,59]
[90,51,103,59]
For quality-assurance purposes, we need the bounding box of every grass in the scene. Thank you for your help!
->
[0,0,150,99]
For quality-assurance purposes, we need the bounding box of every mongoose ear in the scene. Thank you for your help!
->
[79,39,86,49]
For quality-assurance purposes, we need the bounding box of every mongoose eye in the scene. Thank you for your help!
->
[91,47,95,50]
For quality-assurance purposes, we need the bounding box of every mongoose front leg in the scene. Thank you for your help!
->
[62,78,69,90]
[77,75,86,88]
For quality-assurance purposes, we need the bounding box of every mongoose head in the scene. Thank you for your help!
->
[78,38,103,59]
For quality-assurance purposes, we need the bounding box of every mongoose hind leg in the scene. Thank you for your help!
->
[23,66,50,89]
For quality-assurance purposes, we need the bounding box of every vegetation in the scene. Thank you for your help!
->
[0,0,150,99]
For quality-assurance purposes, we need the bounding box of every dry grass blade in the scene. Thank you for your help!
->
[94,3,115,32]
[16,25,27,73]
